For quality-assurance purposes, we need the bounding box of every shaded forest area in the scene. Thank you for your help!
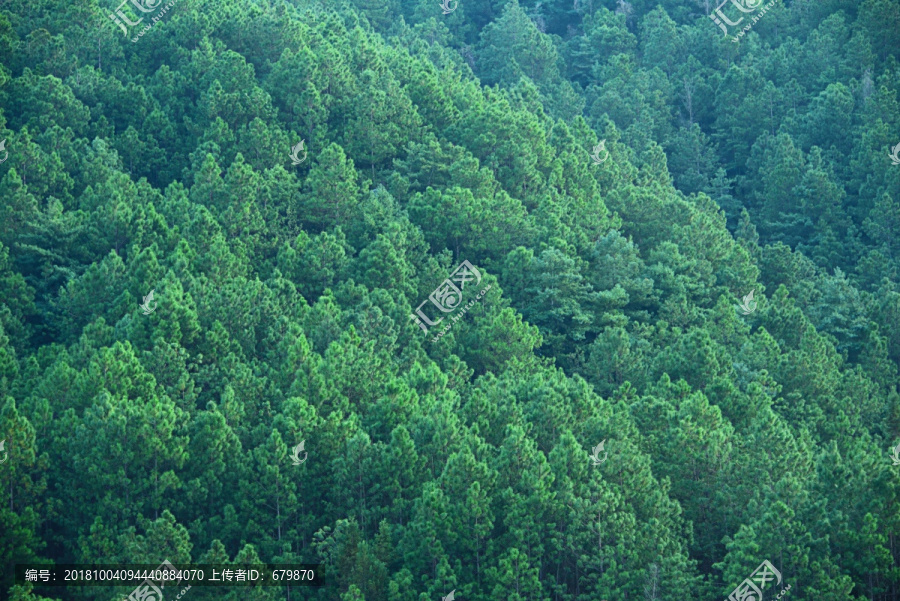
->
[0,0,899,599]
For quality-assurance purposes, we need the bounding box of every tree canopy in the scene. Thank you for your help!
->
[0,0,899,599]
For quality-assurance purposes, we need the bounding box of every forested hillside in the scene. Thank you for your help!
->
[0,0,899,598]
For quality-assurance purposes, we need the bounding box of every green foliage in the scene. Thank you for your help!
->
[0,0,898,600]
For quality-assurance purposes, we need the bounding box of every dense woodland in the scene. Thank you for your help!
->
[0,0,899,599]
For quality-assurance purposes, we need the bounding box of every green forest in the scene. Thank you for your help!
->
[1,0,899,597]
